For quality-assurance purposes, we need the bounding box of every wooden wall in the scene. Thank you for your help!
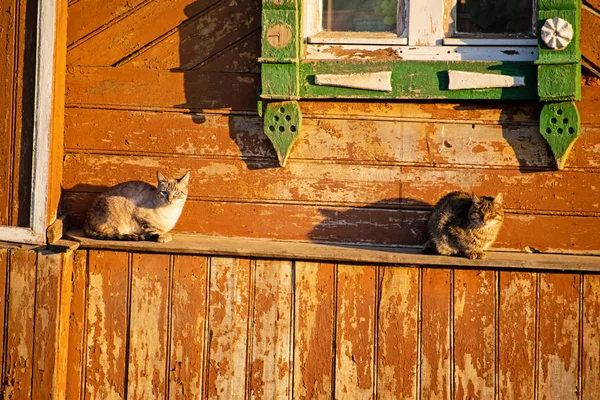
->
[61,0,600,254]
[58,249,599,399]
[0,0,37,227]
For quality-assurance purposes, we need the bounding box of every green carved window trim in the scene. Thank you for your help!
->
[260,0,582,168]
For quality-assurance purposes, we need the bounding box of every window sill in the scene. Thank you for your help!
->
[65,230,600,272]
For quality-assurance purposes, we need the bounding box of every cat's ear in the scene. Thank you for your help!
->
[471,193,480,203]
[178,171,190,186]
[157,171,167,184]
[493,193,503,205]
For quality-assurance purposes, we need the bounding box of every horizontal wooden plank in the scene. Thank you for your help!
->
[67,0,214,66]
[64,107,600,169]
[63,193,600,252]
[581,86,600,125]
[65,66,259,111]
[62,153,600,214]
[122,0,260,70]
[66,229,600,271]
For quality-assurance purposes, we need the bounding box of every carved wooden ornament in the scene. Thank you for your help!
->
[541,17,573,50]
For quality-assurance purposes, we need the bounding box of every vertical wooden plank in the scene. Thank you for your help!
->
[335,265,376,399]
[85,250,129,400]
[127,252,170,399]
[250,260,293,399]
[0,249,8,384]
[538,273,580,400]
[65,250,87,400]
[31,251,62,398]
[168,255,208,400]
[55,250,75,399]
[498,271,536,400]
[420,268,451,400]
[454,270,496,400]
[293,262,335,399]
[582,274,600,400]
[206,257,252,398]
[4,249,37,398]
[377,266,419,399]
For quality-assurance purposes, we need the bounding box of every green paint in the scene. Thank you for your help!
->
[536,10,580,65]
[538,63,581,101]
[261,10,299,60]
[538,0,579,11]
[262,0,297,11]
[263,101,302,166]
[299,61,537,100]
[261,63,299,98]
[540,102,580,169]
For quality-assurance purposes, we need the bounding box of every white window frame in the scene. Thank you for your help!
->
[304,0,538,62]
[0,0,55,244]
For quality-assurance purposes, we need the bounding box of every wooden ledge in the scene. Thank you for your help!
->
[65,230,600,272]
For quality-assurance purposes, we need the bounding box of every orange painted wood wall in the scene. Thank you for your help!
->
[58,249,598,399]
[61,0,600,254]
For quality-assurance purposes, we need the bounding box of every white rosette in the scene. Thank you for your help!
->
[541,17,573,50]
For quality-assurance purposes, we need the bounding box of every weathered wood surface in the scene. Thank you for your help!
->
[0,247,596,398]
[582,5,600,74]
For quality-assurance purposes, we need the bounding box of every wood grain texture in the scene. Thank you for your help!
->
[293,262,335,399]
[0,250,7,386]
[85,250,129,399]
[582,6,600,73]
[31,251,63,398]
[376,266,419,399]
[205,257,252,398]
[538,273,580,400]
[498,272,536,399]
[127,253,170,399]
[250,260,293,399]
[454,270,496,399]
[582,274,600,400]
[65,66,259,111]
[122,0,260,70]
[420,268,451,400]
[169,255,209,399]
[67,0,214,66]
[335,265,376,398]
[65,250,88,399]
[4,250,37,398]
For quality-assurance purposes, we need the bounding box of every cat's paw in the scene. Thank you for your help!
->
[156,233,172,243]
[466,251,486,259]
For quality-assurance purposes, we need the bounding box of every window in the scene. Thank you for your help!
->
[305,0,538,61]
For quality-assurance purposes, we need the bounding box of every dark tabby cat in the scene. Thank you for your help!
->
[422,191,504,259]
[83,171,190,243]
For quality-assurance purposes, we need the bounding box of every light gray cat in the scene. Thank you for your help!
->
[83,171,190,243]
[422,191,504,259]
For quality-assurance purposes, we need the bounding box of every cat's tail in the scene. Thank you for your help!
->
[421,240,438,255]
[83,226,147,241]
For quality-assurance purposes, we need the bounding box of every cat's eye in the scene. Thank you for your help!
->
[159,190,168,196]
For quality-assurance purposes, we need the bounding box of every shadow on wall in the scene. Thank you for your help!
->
[309,198,432,248]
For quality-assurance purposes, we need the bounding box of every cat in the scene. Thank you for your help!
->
[422,191,504,259]
[83,171,190,243]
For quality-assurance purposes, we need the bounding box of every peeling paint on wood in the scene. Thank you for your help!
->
[335,265,376,398]
[169,255,208,399]
[454,270,495,399]
[206,257,251,398]
[66,250,88,399]
[538,273,580,399]
[85,250,129,399]
[583,275,600,399]
[250,260,293,399]
[377,266,419,399]
[499,272,536,399]
[420,268,451,399]
[127,253,170,399]
[293,262,335,399]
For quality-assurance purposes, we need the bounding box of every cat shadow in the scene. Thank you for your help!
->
[308,197,432,250]
[452,102,551,172]
[62,184,110,228]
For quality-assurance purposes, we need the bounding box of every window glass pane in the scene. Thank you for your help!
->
[322,0,400,33]
[456,0,534,35]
